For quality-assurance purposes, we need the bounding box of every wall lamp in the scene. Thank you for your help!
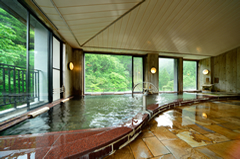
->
[151,67,157,74]
[202,69,209,75]
[68,62,74,70]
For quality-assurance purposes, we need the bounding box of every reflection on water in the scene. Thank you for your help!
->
[0,93,197,136]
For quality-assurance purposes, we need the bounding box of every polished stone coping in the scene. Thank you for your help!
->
[0,95,239,158]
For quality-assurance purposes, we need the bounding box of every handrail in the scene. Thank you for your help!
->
[132,82,159,95]
[0,63,40,72]
[0,64,40,110]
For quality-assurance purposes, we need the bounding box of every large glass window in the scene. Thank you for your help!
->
[0,1,27,111]
[183,61,197,90]
[159,58,176,92]
[29,15,49,108]
[133,57,143,93]
[52,37,60,101]
[0,0,50,112]
[133,57,143,85]
[85,54,132,93]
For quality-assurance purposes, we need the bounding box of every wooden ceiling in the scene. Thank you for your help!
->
[33,0,240,59]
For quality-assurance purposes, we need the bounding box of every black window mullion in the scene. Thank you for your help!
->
[26,10,30,109]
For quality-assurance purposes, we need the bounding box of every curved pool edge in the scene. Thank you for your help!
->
[0,95,239,158]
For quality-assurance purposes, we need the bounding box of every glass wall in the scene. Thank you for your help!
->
[183,61,197,90]
[0,0,52,112]
[159,58,176,92]
[29,15,49,108]
[133,57,143,92]
[0,0,28,110]
[52,37,60,101]
[85,54,132,93]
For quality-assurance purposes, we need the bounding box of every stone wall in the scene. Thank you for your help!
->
[198,46,240,93]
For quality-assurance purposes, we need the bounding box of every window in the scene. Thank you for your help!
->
[85,53,132,93]
[159,58,177,92]
[0,0,51,112]
[183,61,197,90]
[0,1,28,110]
[133,57,143,84]
[29,15,49,108]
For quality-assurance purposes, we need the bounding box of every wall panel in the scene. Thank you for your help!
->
[226,50,237,92]
[237,48,240,93]
[198,46,240,93]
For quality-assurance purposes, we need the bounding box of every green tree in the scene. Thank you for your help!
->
[85,54,132,92]
[159,68,170,91]
[0,8,27,67]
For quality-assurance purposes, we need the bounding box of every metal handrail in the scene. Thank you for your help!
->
[0,63,40,109]
[85,87,133,93]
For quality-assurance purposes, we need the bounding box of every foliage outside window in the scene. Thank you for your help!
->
[183,61,197,90]
[0,6,28,110]
[85,54,132,93]
[0,2,49,111]
[159,58,174,92]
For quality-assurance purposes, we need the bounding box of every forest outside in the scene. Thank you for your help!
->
[158,58,197,91]
[0,6,37,111]
[183,61,197,90]
[159,58,174,91]
[85,54,134,93]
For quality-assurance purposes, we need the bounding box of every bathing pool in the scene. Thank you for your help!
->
[0,93,198,136]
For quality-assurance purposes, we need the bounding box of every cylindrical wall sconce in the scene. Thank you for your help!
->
[151,67,157,74]
[68,62,74,70]
[202,69,209,75]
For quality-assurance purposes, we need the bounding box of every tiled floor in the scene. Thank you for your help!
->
[105,100,240,159]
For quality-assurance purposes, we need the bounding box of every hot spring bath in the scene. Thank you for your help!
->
[0,93,198,136]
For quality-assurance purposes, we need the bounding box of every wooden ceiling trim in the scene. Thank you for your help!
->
[152,0,197,50]
[81,0,145,47]
[56,1,141,8]
[120,3,141,49]
[130,0,166,50]
[130,0,159,49]
[145,1,215,51]
[143,0,184,51]
[187,1,239,47]
[58,3,137,15]
[123,0,150,49]
[116,13,131,48]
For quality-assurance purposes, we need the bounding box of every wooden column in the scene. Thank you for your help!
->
[144,53,159,90]
[72,49,84,97]
[178,58,183,94]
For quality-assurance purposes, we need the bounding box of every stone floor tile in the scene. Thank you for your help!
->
[151,127,177,140]
[219,122,240,130]
[206,140,240,159]
[233,130,240,133]
[129,138,153,159]
[187,124,213,134]
[150,154,175,159]
[176,129,212,147]
[211,118,229,123]
[161,138,208,158]
[204,125,240,139]
[142,130,154,138]
[104,152,135,159]
[195,147,223,159]
[204,133,230,143]
[143,136,170,156]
